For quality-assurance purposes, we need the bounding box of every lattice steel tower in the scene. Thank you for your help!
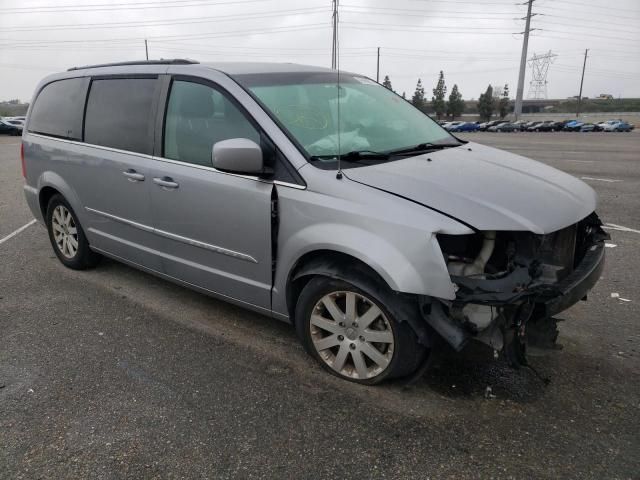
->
[527,51,557,99]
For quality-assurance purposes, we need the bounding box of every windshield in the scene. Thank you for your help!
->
[235,72,456,167]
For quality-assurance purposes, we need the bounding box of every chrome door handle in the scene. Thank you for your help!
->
[153,177,179,189]
[123,169,145,182]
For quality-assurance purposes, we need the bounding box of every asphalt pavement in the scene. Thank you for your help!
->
[1,132,639,479]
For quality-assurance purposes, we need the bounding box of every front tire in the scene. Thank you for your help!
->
[46,194,101,269]
[295,277,425,385]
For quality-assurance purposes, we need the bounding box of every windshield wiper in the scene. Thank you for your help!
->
[386,142,461,157]
[309,143,460,163]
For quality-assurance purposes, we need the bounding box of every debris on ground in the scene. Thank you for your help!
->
[611,293,632,302]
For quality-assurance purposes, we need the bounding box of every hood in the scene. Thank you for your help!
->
[344,142,597,234]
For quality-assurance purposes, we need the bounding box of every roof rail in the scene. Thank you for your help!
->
[67,59,199,71]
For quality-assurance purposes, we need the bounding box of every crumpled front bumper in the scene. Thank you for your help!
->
[540,240,605,317]
[450,238,606,317]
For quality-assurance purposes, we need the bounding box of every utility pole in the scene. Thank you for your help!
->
[514,0,534,120]
[331,0,338,69]
[376,47,380,82]
[145,39,149,60]
[576,48,589,118]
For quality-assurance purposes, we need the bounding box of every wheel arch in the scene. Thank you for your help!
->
[36,171,85,224]
[286,249,434,348]
[38,185,60,218]
[285,250,389,321]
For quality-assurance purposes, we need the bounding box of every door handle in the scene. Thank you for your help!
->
[123,169,145,182]
[153,177,179,189]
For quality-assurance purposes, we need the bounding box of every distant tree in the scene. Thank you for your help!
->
[431,71,447,119]
[446,84,465,119]
[478,84,495,121]
[402,91,406,99]
[382,75,393,91]
[499,83,510,119]
[412,78,426,111]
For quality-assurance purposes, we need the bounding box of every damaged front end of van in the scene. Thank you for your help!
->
[423,212,609,365]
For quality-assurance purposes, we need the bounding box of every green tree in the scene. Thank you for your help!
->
[412,78,426,111]
[498,83,510,119]
[382,75,393,91]
[431,71,447,119]
[478,84,495,121]
[446,84,465,119]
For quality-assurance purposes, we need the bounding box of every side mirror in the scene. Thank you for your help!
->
[212,138,263,175]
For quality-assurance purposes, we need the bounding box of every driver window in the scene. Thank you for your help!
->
[164,80,260,167]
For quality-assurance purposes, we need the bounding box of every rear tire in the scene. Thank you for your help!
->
[295,276,426,385]
[46,194,101,270]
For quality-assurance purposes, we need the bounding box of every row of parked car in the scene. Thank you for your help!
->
[439,119,635,133]
[0,116,25,135]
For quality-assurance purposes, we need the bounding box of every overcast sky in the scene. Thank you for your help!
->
[1,0,638,102]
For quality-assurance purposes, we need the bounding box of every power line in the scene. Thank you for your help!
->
[341,22,516,33]
[0,0,291,14]
[0,23,329,47]
[340,5,519,17]
[536,18,640,36]
[539,13,639,30]
[541,0,640,14]
[535,4,637,21]
[0,7,329,33]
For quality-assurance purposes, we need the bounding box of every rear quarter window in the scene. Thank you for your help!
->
[84,77,158,155]
[28,77,88,140]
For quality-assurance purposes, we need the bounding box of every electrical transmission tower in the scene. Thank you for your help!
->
[527,51,557,99]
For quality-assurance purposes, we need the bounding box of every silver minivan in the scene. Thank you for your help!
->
[22,60,607,384]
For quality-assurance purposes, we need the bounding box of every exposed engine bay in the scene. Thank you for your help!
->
[423,212,609,366]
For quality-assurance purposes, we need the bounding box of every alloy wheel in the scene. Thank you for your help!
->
[51,205,78,259]
[309,291,395,380]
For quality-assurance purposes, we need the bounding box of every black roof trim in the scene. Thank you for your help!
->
[67,59,198,71]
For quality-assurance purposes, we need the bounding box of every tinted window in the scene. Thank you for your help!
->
[84,78,157,155]
[28,78,87,140]
[164,80,259,167]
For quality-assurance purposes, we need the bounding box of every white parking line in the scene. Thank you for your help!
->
[581,176,622,183]
[0,219,36,245]
[604,223,640,234]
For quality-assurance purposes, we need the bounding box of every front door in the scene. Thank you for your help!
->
[149,78,273,309]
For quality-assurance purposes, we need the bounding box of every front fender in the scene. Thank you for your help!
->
[285,223,424,292]
[272,222,458,316]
